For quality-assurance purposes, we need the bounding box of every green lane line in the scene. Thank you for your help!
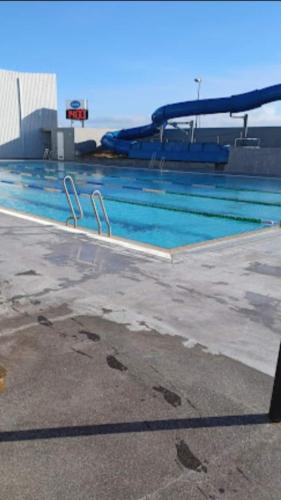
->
[165,189,281,208]
[104,195,263,224]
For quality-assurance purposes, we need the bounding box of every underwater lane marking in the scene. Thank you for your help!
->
[143,188,165,194]
[44,187,62,193]
[123,185,143,191]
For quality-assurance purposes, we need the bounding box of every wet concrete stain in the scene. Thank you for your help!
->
[153,385,181,407]
[16,270,41,276]
[102,308,112,314]
[0,365,7,392]
[176,285,227,305]
[79,330,100,342]
[106,355,128,372]
[196,485,212,499]
[185,396,198,412]
[37,315,53,327]
[231,291,281,333]
[153,316,163,322]
[176,439,207,473]
[236,466,251,482]
[71,317,84,327]
[139,320,151,330]
[71,348,93,359]
[9,287,58,305]
[126,276,142,283]
[172,298,185,304]
[218,488,225,494]
[10,294,25,302]
[247,261,281,278]
[202,264,215,269]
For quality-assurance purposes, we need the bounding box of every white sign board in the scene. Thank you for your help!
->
[66,99,88,110]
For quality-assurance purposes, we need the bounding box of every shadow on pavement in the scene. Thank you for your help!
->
[0,413,271,443]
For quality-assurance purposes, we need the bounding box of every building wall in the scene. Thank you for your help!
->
[0,69,57,159]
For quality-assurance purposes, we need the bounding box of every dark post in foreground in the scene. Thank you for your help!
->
[269,341,281,422]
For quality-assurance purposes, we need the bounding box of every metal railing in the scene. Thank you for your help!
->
[43,148,52,160]
[63,175,83,227]
[159,157,165,171]
[149,152,157,168]
[90,190,111,237]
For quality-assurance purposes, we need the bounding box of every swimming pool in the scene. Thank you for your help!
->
[0,160,280,250]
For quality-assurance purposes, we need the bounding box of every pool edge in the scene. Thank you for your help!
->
[0,206,172,260]
[0,205,279,261]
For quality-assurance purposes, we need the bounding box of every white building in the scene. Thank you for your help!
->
[0,69,57,159]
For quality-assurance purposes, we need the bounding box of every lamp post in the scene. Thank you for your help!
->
[194,77,202,129]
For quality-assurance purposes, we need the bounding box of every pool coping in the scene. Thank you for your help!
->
[0,206,172,260]
[0,204,279,261]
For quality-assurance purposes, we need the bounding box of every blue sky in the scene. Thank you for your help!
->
[1,1,281,128]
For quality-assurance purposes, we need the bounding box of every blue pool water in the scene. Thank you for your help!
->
[0,160,280,249]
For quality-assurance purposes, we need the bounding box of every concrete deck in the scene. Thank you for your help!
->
[0,213,281,499]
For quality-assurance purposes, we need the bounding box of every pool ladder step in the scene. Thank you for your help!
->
[63,175,111,236]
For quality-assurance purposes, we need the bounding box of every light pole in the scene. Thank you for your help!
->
[194,77,202,129]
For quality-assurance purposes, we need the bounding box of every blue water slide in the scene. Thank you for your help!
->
[101,84,281,156]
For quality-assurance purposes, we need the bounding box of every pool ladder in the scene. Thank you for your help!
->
[149,153,165,171]
[63,175,83,228]
[63,175,111,236]
[90,190,111,237]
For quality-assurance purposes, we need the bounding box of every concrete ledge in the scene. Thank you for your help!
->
[226,147,281,176]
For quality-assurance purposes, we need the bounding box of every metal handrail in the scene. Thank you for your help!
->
[159,157,165,171]
[43,148,52,160]
[90,190,111,237]
[63,175,83,227]
[149,152,157,168]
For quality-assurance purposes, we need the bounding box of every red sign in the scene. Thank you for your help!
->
[66,109,88,121]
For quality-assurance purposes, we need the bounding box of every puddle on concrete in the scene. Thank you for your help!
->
[44,240,150,278]
[16,270,41,276]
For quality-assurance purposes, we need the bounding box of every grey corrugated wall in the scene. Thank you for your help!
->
[0,69,57,159]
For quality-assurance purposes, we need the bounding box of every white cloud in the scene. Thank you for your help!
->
[199,102,281,128]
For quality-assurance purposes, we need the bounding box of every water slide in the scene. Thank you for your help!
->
[101,84,281,160]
